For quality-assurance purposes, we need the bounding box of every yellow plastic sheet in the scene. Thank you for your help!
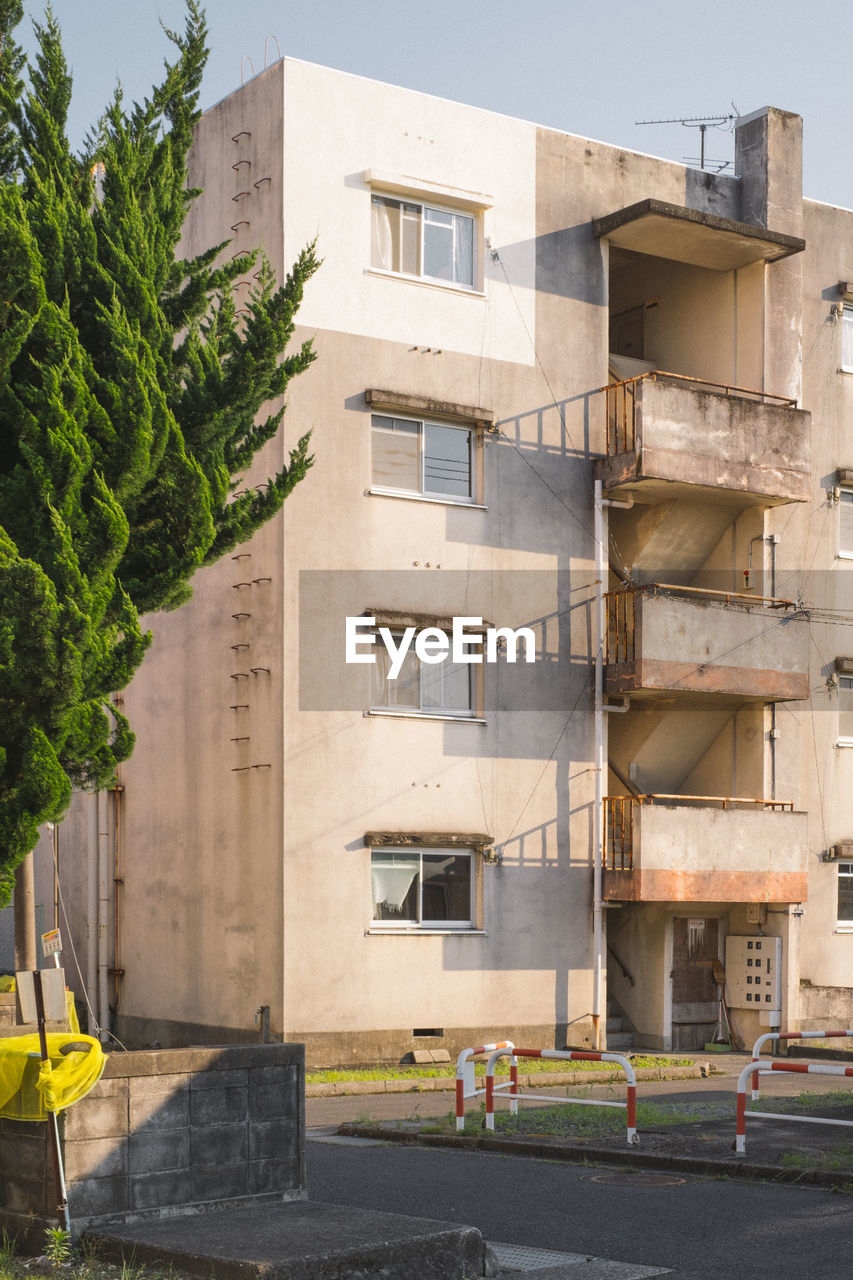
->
[0,1033,106,1121]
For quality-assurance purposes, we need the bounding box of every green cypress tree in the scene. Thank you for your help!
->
[0,1,318,903]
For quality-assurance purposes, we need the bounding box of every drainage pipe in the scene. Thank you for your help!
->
[97,790,110,1043]
[593,480,605,1050]
[87,794,98,1023]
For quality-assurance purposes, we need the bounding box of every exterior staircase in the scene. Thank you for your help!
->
[605,996,634,1052]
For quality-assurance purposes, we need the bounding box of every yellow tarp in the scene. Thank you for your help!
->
[0,1033,106,1121]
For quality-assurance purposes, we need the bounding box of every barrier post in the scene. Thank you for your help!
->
[750,1029,853,1100]
[455,1041,514,1132]
[736,1058,853,1156]
[484,1046,639,1145]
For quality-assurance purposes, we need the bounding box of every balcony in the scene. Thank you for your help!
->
[597,372,810,506]
[604,584,809,702]
[603,795,808,903]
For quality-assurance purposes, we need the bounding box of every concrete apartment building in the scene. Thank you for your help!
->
[18,59,853,1063]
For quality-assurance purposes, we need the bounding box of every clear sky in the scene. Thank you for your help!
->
[17,0,853,212]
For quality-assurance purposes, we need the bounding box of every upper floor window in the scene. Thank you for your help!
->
[839,674,853,745]
[372,413,474,503]
[371,630,476,719]
[371,195,475,289]
[840,487,853,558]
[843,304,853,373]
[838,862,853,926]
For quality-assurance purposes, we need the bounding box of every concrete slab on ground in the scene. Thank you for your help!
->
[86,1200,488,1280]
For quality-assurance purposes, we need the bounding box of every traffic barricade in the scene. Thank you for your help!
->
[483,1046,639,1146]
[735,1058,853,1155]
[749,1029,853,1099]
[455,1041,514,1130]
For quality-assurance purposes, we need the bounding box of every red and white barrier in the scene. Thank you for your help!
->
[455,1042,514,1131]
[749,1029,853,1100]
[735,1059,853,1155]
[483,1047,639,1146]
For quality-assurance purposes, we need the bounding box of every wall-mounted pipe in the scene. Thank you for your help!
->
[97,790,110,1043]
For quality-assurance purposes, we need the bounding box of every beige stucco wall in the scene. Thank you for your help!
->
[33,74,853,1060]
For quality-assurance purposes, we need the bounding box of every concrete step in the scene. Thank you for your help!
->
[606,1032,634,1051]
[87,1200,488,1280]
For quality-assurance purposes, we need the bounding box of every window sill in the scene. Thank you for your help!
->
[367,709,486,725]
[836,739,853,748]
[367,487,486,510]
[834,926,853,933]
[364,268,486,299]
[366,928,487,936]
[836,552,853,561]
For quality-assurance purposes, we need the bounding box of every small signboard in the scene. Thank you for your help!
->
[41,928,62,958]
[15,968,67,1023]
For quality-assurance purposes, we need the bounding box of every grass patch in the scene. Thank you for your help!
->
[306,1054,693,1084]
[748,1088,853,1114]
[781,1144,853,1174]
[0,1232,187,1280]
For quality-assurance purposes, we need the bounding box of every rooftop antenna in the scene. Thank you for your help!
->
[636,111,738,171]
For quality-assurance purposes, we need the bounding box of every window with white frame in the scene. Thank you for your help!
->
[843,305,853,373]
[371,849,474,928]
[838,862,853,925]
[371,195,475,289]
[839,487,853,557]
[370,630,476,718]
[839,675,853,745]
[371,413,475,503]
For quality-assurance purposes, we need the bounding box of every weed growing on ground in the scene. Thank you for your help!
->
[305,1054,693,1084]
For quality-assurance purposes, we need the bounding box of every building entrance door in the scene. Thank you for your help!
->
[671,917,719,1050]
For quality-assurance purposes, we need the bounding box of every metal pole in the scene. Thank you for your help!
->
[32,971,71,1232]
[593,479,605,1050]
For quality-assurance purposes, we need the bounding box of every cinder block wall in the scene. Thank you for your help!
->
[0,1043,304,1247]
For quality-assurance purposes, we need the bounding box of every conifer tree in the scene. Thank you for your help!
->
[0,1,318,904]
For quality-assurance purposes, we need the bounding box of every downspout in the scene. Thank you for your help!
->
[97,790,110,1043]
[593,480,604,1051]
[593,484,635,1051]
[87,793,98,1028]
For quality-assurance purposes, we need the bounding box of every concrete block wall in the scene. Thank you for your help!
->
[0,1042,304,1246]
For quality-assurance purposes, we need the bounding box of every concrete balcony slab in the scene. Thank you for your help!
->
[597,375,810,506]
[603,801,808,903]
[604,589,809,702]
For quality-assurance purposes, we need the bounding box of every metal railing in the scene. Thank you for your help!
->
[601,370,798,457]
[603,794,794,872]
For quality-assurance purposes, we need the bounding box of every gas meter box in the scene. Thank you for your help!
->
[725,936,782,1013]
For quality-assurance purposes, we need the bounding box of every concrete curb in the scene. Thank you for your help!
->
[337,1123,853,1191]
[305,1063,707,1097]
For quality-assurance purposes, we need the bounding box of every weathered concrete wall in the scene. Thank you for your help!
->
[604,804,808,902]
[0,1044,304,1246]
[606,592,810,701]
[599,378,811,501]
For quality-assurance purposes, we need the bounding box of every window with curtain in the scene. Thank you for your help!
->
[370,631,475,718]
[838,675,853,744]
[839,487,853,557]
[371,850,473,928]
[371,195,475,288]
[371,414,474,502]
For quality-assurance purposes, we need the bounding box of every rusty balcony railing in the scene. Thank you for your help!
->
[601,371,798,457]
[603,793,794,872]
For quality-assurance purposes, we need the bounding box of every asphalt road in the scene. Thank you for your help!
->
[306,1134,853,1280]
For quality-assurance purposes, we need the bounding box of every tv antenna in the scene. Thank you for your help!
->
[636,111,738,172]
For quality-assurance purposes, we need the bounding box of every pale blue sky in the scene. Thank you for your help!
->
[17,0,853,211]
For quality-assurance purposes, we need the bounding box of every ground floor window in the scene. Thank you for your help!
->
[371,849,474,929]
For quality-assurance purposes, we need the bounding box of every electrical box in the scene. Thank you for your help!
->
[725,936,782,1012]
